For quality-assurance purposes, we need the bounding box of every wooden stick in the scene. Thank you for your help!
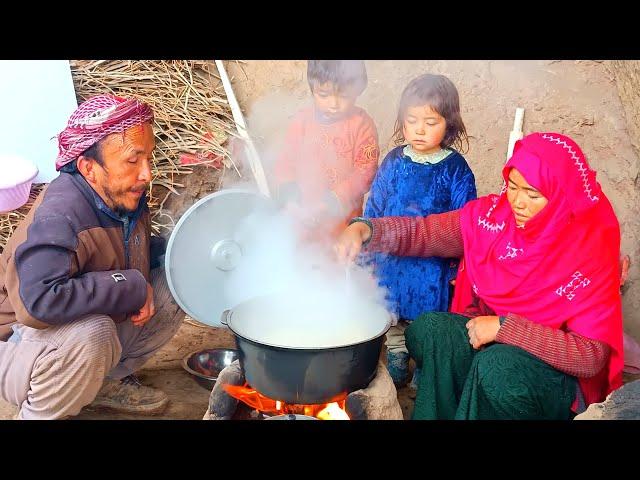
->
[214,60,271,198]
[506,107,525,161]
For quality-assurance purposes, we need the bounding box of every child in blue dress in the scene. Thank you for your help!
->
[362,73,477,386]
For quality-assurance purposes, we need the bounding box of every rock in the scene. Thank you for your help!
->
[574,379,640,420]
[345,362,404,420]
[203,360,244,420]
[574,400,606,420]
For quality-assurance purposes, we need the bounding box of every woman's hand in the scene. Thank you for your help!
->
[465,316,500,349]
[334,221,372,264]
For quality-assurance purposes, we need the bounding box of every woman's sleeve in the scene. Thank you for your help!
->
[496,313,610,378]
[364,210,464,258]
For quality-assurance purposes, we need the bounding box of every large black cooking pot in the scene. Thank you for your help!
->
[220,292,391,405]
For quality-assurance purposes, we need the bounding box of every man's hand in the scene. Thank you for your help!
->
[465,315,500,350]
[334,222,372,264]
[130,282,155,327]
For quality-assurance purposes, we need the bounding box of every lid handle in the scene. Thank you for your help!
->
[220,309,232,326]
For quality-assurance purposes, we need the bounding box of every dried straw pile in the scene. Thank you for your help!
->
[0,60,239,253]
[0,184,45,252]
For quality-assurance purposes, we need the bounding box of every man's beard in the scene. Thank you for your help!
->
[102,182,147,216]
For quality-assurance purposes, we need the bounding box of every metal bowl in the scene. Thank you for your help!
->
[182,348,239,390]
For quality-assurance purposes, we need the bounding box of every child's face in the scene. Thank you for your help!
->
[312,82,357,122]
[402,104,447,154]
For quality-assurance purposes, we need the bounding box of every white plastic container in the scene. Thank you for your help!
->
[0,155,39,213]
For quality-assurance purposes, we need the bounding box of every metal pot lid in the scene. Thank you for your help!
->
[165,188,275,327]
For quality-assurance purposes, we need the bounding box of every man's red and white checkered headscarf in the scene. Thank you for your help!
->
[56,94,154,171]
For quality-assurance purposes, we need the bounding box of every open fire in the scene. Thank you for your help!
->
[202,360,403,420]
[223,383,350,420]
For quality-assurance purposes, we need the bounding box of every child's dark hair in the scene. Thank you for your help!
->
[392,74,468,153]
[307,60,368,96]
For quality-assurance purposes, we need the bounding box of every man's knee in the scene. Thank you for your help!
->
[149,267,184,333]
[150,267,175,309]
[20,316,121,418]
[62,315,122,371]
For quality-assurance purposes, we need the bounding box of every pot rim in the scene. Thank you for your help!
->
[223,309,392,351]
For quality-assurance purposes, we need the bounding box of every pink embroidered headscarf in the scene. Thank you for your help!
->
[459,132,623,404]
[56,94,154,171]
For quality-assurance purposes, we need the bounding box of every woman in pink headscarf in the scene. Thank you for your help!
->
[336,132,623,419]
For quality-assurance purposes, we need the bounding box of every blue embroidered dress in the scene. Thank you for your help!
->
[363,145,477,321]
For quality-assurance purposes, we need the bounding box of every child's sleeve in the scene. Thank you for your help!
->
[359,152,394,273]
[363,153,394,219]
[447,158,477,291]
[332,116,380,212]
[450,158,478,210]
